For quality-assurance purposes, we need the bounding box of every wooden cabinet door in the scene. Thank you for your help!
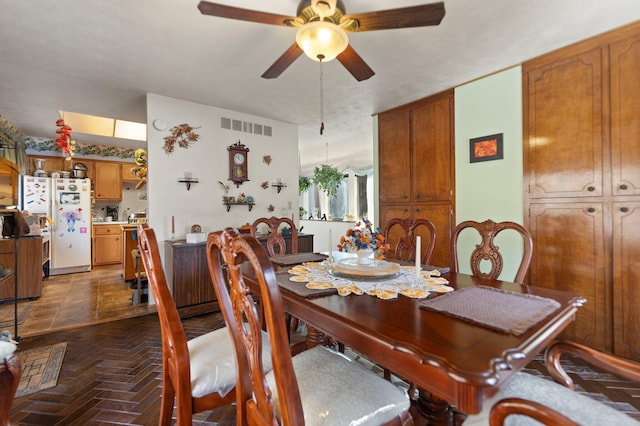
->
[379,110,411,203]
[612,201,640,359]
[525,48,604,198]
[78,159,95,181]
[27,155,65,175]
[413,203,452,268]
[528,203,608,351]
[170,245,216,308]
[610,33,640,196]
[93,235,122,265]
[94,162,122,200]
[411,92,453,202]
[121,163,138,183]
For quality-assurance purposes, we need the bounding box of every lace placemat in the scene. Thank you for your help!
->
[420,286,561,335]
[285,261,453,300]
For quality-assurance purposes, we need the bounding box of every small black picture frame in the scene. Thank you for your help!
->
[470,133,504,163]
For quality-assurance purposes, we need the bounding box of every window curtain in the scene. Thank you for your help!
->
[357,174,368,218]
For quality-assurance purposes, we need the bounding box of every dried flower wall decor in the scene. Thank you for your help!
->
[163,123,200,155]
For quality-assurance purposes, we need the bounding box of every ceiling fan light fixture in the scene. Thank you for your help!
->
[296,20,348,62]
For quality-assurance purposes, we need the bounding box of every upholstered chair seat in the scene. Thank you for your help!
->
[266,345,411,425]
[188,328,272,399]
[464,372,638,425]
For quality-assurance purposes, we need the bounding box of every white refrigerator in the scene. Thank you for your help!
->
[22,176,92,275]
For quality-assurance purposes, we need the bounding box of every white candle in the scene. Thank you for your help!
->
[415,236,421,280]
[328,229,333,256]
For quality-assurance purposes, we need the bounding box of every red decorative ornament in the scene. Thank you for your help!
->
[55,119,76,159]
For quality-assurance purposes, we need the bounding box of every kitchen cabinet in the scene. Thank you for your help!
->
[76,159,95,181]
[92,224,122,265]
[378,90,455,267]
[26,155,66,175]
[121,162,138,183]
[0,237,43,301]
[164,240,216,308]
[523,21,640,359]
[94,162,122,200]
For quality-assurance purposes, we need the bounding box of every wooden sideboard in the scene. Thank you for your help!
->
[164,234,313,316]
[164,240,217,312]
[0,236,43,302]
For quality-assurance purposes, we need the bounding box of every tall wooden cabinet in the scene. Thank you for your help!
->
[378,90,455,267]
[524,21,640,359]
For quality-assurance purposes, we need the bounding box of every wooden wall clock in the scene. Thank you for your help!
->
[228,141,249,187]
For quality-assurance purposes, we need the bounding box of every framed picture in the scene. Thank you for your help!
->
[470,133,503,163]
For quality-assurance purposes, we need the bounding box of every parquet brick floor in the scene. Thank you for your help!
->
[10,312,237,425]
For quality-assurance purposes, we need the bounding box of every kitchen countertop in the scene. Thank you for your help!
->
[93,221,128,225]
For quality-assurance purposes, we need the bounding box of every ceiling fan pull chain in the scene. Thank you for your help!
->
[319,56,325,135]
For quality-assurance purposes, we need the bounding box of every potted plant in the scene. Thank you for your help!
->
[298,176,312,194]
[312,164,343,198]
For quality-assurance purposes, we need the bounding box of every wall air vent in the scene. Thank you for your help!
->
[220,116,272,137]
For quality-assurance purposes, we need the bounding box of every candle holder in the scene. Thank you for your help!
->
[271,182,287,193]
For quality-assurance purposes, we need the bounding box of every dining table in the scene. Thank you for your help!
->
[244,253,586,424]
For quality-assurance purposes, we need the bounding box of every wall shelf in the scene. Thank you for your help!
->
[224,202,254,212]
[271,183,287,193]
[178,178,199,190]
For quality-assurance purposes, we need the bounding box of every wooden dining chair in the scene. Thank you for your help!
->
[383,217,437,264]
[137,226,238,426]
[451,219,533,284]
[206,228,414,425]
[464,340,640,425]
[250,216,297,256]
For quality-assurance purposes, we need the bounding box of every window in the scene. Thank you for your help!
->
[300,168,374,222]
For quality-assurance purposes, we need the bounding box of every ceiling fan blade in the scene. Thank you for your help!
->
[261,43,304,79]
[342,2,445,32]
[337,45,375,81]
[197,1,296,27]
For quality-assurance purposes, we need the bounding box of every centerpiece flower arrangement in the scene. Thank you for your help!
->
[338,219,390,259]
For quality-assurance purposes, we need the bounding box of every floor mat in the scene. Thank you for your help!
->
[15,342,67,398]
[0,304,33,328]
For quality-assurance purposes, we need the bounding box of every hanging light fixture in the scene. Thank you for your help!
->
[296,20,349,62]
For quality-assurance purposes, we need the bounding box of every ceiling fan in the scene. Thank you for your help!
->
[197,0,445,81]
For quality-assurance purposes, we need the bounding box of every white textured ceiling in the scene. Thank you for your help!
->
[1,1,639,174]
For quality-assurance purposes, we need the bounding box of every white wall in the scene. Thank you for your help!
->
[299,219,356,254]
[146,93,299,251]
[454,66,524,280]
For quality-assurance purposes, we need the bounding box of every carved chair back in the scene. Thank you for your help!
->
[250,216,297,257]
[383,218,437,264]
[450,219,533,284]
[207,228,305,424]
[138,226,235,425]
